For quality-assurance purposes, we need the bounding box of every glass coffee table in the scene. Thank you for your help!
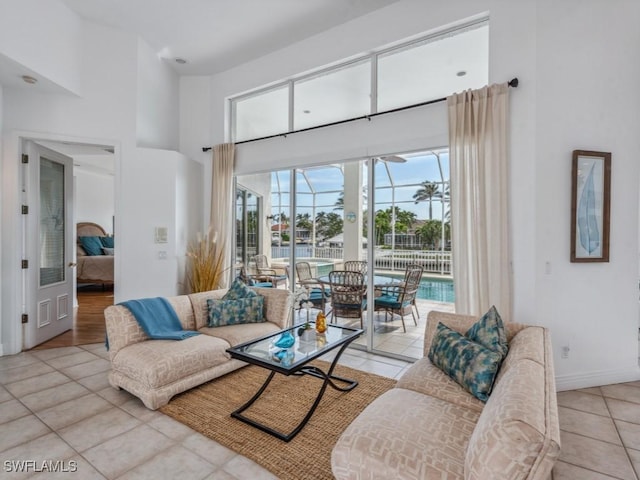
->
[226,322,363,442]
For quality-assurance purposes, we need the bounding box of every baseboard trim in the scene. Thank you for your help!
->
[556,365,640,391]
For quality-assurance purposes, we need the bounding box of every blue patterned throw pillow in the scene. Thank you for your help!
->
[465,306,508,359]
[428,322,504,402]
[224,278,258,300]
[207,296,264,327]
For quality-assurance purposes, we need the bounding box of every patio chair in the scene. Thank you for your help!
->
[295,261,329,312]
[328,270,366,329]
[238,266,273,288]
[344,260,367,276]
[252,254,288,288]
[374,264,423,332]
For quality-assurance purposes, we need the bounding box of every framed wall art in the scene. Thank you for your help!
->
[570,150,611,262]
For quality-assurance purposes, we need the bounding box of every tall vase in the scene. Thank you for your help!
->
[316,311,327,333]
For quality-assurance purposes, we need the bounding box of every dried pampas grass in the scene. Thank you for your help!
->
[186,229,227,293]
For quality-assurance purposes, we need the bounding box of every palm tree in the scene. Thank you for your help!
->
[333,192,344,211]
[413,181,441,220]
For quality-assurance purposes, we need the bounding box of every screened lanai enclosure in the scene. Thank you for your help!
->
[235,150,455,360]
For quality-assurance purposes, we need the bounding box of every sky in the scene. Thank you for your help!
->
[270,150,450,221]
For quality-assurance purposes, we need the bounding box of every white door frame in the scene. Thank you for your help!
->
[1,130,120,355]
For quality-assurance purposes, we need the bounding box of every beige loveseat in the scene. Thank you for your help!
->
[332,311,560,480]
[104,287,291,410]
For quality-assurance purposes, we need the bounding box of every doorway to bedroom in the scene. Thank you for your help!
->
[21,138,116,350]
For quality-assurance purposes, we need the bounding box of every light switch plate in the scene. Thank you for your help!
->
[155,227,168,243]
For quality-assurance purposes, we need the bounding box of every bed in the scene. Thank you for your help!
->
[77,222,114,285]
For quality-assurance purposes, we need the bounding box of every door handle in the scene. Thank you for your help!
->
[68,262,77,267]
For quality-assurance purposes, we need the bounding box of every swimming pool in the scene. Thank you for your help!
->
[389,274,455,303]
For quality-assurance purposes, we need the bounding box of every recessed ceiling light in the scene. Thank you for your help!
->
[175,58,187,64]
[22,75,37,84]
[456,71,467,77]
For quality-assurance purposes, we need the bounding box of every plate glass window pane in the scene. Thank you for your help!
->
[378,25,488,111]
[234,85,289,142]
[40,158,65,286]
[294,60,371,130]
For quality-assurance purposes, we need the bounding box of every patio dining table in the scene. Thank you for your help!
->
[316,274,399,288]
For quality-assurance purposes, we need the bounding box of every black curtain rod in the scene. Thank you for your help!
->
[202,77,519,152]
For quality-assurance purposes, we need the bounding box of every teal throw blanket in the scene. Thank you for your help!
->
[120,297,200,341]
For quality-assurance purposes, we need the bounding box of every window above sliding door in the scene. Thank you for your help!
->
[231,19,488,143]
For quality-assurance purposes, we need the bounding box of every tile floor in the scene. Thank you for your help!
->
[0,342,638,479]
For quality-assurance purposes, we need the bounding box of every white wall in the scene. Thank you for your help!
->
[0,14,186,354]
[183,0,640,388]
[74,168,115,235]
[0,0,82,95]
[1,21,135,354]
[118,148,202,300]
[136,39,179,150]
[533,0,640,389]
[179,76,212,226]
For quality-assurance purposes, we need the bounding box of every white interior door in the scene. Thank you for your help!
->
[23,141,75,349]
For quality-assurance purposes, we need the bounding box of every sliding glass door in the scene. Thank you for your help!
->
[234,151,454,361]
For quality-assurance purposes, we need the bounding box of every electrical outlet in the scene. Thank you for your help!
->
[561,345,570,359]
[157,251,167,260]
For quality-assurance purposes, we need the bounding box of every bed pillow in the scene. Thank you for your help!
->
[101,236,115,248]
[428,322,504,402]
[79,236,104,256]
[102,247,115,255]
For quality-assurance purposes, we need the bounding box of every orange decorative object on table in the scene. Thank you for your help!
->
[315,311,327,333]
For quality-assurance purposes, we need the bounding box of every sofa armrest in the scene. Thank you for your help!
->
[104,305,148,360]
[250,287,292,330]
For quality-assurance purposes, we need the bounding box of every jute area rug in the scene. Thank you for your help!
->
[160,361,396,480]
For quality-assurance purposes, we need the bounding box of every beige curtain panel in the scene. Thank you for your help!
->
[448,83,511,320]
[210,143,235,288]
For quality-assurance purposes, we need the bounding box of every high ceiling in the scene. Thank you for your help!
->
[60,0,399,75]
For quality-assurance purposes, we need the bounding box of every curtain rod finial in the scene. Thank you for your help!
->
[508,78,519,88]
[202,147,212,152]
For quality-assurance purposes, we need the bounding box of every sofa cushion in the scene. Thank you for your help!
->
[207,296,264,327]
[332,388,480,480]
[200,321,280,347]
[165,295,196,331]
[428,322,503,402]
[189,290,228,329]
[465,306,508,358]
[111,335,231,389]
[397,357,485,413]
[465,358,560,479]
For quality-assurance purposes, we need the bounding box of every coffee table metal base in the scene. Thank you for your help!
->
[230,342,357,442]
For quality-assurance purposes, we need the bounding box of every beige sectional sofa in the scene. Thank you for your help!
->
[332,310,560,480]
[104,287,291,410]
